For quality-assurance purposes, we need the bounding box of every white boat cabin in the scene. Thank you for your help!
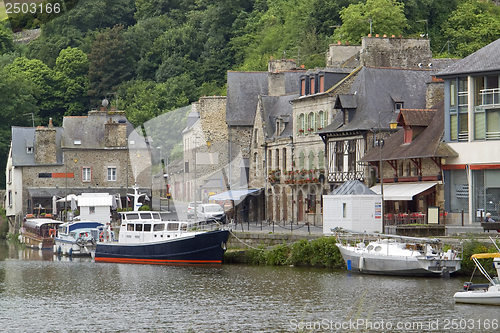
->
[119,211,192,244]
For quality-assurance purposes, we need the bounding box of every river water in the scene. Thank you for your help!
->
[0,240,498,333]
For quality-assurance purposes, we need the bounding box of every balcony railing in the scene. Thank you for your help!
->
[328,171,364,182]
[480,88,500,107]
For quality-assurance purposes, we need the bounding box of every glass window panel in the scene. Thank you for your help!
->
[459,113,468,140]
[487,76,499,89]
[450,114,458,140]
[450,81,456,107]
[475,77,484,106]
[487,109,500,139]
[475,112,485,140]
[458,78,467,92]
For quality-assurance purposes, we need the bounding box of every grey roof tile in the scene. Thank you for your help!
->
[11,127,64,166]
[436,38,500,77]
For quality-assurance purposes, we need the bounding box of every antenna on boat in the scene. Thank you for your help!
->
[127,183,145,211]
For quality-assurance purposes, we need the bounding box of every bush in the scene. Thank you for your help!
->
[460,239,498,276]
[0,207,8,239]
[226,237,345,268]
[139,205,150,211]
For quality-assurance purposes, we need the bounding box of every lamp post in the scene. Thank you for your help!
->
[378,110,398,233]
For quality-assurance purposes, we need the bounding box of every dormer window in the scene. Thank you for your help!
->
[310,77,315,94]
[26,140,33,154]
[301,78,306,95]
[395,102,404,111]
[319,75,325,93]
[404,125,413,144]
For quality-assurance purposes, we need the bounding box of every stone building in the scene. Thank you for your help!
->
[359,102,457,226]
[5,108,151,232]
[181,96,229,203]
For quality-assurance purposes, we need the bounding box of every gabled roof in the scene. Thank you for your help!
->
[436,38,500,78]
[62,111,134,149]
[11,127,64,166]
[397,109,436,127]
[261,93,298,139]
[360,101,458,162]
[335,94,357,108]
[319,67,433,135]
[226,71,302,126]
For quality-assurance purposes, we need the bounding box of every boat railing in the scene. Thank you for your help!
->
[188,221,234,232]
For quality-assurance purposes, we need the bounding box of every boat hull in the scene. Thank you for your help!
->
[54,239,97,256]
[337,244,460,276]
[454,290,500,305]
[94,230,229,265]
[19,233,55,250]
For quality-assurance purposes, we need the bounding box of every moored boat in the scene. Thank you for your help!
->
[93,211,229,265]
[54,221,105,256]
[454,252,500,305]
[19,215,63,249]
[336,231,461,277]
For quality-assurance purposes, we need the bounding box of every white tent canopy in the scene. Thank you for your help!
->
[57,194,78,202]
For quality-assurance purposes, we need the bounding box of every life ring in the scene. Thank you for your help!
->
[49,229,56,237]
[99,232,109,242]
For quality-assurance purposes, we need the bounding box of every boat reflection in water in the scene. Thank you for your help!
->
[336,230,461,277]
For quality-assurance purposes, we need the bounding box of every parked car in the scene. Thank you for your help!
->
[187,201,202,219]
[197,204,226,224]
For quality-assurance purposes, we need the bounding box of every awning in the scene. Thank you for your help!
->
[369,182,437,201]
[209,189,261,201]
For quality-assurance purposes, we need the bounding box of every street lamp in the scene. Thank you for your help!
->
[378,110,398,233]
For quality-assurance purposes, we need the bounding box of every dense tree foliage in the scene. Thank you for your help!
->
[0,0,500,188]
[334,0,408,44]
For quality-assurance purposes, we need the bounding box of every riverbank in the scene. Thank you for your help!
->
[225,231,500,276]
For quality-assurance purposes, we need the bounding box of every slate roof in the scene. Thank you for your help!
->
[397,109,435,126]
[436,38,500,78]
[226,71,303,126]
[261,93,298,139]
[360,101,458,162]
[11,127,64,166]
[318,67,433,135]
[61,111,134,149]
[329,180,377,195]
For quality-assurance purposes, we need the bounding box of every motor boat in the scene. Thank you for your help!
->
[335,231,461,277]
[54,221,104,256]
[454,249,500,305]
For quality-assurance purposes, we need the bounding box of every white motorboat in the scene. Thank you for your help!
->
[336,232,461,276]
[54,221,104,256]
[454,253,500,305]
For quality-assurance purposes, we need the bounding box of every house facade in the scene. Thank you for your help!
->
[5,108,151,232]
[436,38,500,224]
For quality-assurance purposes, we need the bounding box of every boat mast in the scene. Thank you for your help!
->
[127,183,145,211]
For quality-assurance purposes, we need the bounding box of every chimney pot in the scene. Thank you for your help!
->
[383,34,387,38]
[337,40,341,45]
[375,34,379,38]
[391,35,395,38]
[368,34,372,37]
[346,41,349,45]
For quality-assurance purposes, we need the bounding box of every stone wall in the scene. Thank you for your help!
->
[105,121,127,147]
[227,232,320,249]
[327,43,362,67]
[35,126,57,165]
[426,79,445,108]
[360,36,432,69]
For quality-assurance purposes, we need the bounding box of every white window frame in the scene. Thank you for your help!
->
[82,167,91,182]
[107,166,117,181]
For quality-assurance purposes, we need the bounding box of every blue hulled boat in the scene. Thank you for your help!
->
[93,211,229,265]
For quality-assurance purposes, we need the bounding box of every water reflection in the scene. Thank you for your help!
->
[0,240,498,332]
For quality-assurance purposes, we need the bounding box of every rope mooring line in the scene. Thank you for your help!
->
[229,229,266,251]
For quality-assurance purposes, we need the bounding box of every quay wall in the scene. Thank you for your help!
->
[227,232,321,249]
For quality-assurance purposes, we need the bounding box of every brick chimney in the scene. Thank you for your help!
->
[35,119,57,164]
